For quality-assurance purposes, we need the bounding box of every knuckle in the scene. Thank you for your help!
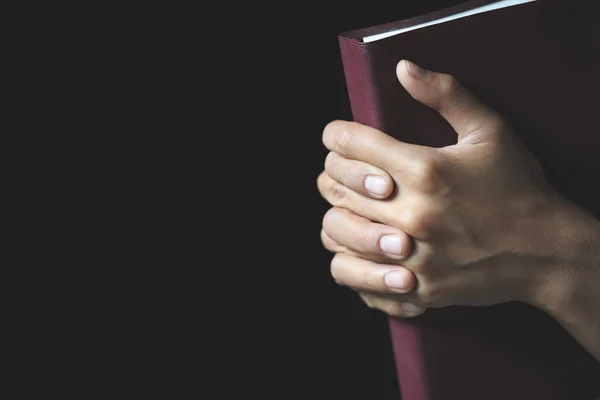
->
[324,119,343,136]
[322,208,339,231]
[396,198,446,239]
[397,209,432,238]
[441,74,460,99]
[330,257,342,280]
[332,126,355,157]
[324,151,336,173]
[416,254,435,274]
[410,159,441,191]
[330,181,347,206]
[325,151,340,175]
[410,243,438,275]
[487,113,507,134]
[417,283,442,306]
[467,112,506,139]
[409,261,427,275]
[317,171,329,195]
[323,120,341,145]
[414,160,436,183]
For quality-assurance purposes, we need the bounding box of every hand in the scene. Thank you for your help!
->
[317,60,588,315]
[320,206,423,317]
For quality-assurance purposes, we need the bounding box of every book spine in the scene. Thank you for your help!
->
[337,38,385,131]
[337,37,431,400]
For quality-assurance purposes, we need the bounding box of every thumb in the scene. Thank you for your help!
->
[396,59,503,143]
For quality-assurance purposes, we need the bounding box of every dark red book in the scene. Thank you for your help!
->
[338,0,600,399]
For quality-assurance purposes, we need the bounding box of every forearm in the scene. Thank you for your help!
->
[530,196,600,362]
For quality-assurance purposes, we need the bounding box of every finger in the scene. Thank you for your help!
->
[317,171,392,225]
[322,119,432,173]
[397,60,505,143]
[330,253,417,294]
[317,171,443,242]
[321,229,407,264]
[359,292,426,318]
[321,229,347,254]
[325,151,394,199]
[322,207,412,260]
[321,229,367,259]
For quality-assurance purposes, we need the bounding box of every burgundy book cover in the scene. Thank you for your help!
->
[338,0,600,399]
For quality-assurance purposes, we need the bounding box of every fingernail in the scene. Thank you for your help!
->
[401,303,423,314]
[380,235,403,256]
[384,271,406,290]
[405,60,429,80]
[364,175,388,196]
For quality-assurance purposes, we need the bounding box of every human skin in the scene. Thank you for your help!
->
[317,60,600,361]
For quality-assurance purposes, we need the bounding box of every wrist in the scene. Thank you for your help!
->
[524,192,600,318]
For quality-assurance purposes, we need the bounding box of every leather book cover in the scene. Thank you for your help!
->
[337,0,600,399]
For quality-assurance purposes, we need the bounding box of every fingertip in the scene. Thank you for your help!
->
[322,119,345,146]
[379,232,412,259]
[316,170,327,190]
[407,60,430,79]
[400,302,426,315]
[396,59,432,105]
[396,59,409,85]
[384,268,416,293]
[396,59,407,75]
[397,59,429,81]
[364,174,393,198]
[321,206,339,230]
[400,269,416,291]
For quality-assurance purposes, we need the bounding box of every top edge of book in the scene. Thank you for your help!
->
[339,0,537,44]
